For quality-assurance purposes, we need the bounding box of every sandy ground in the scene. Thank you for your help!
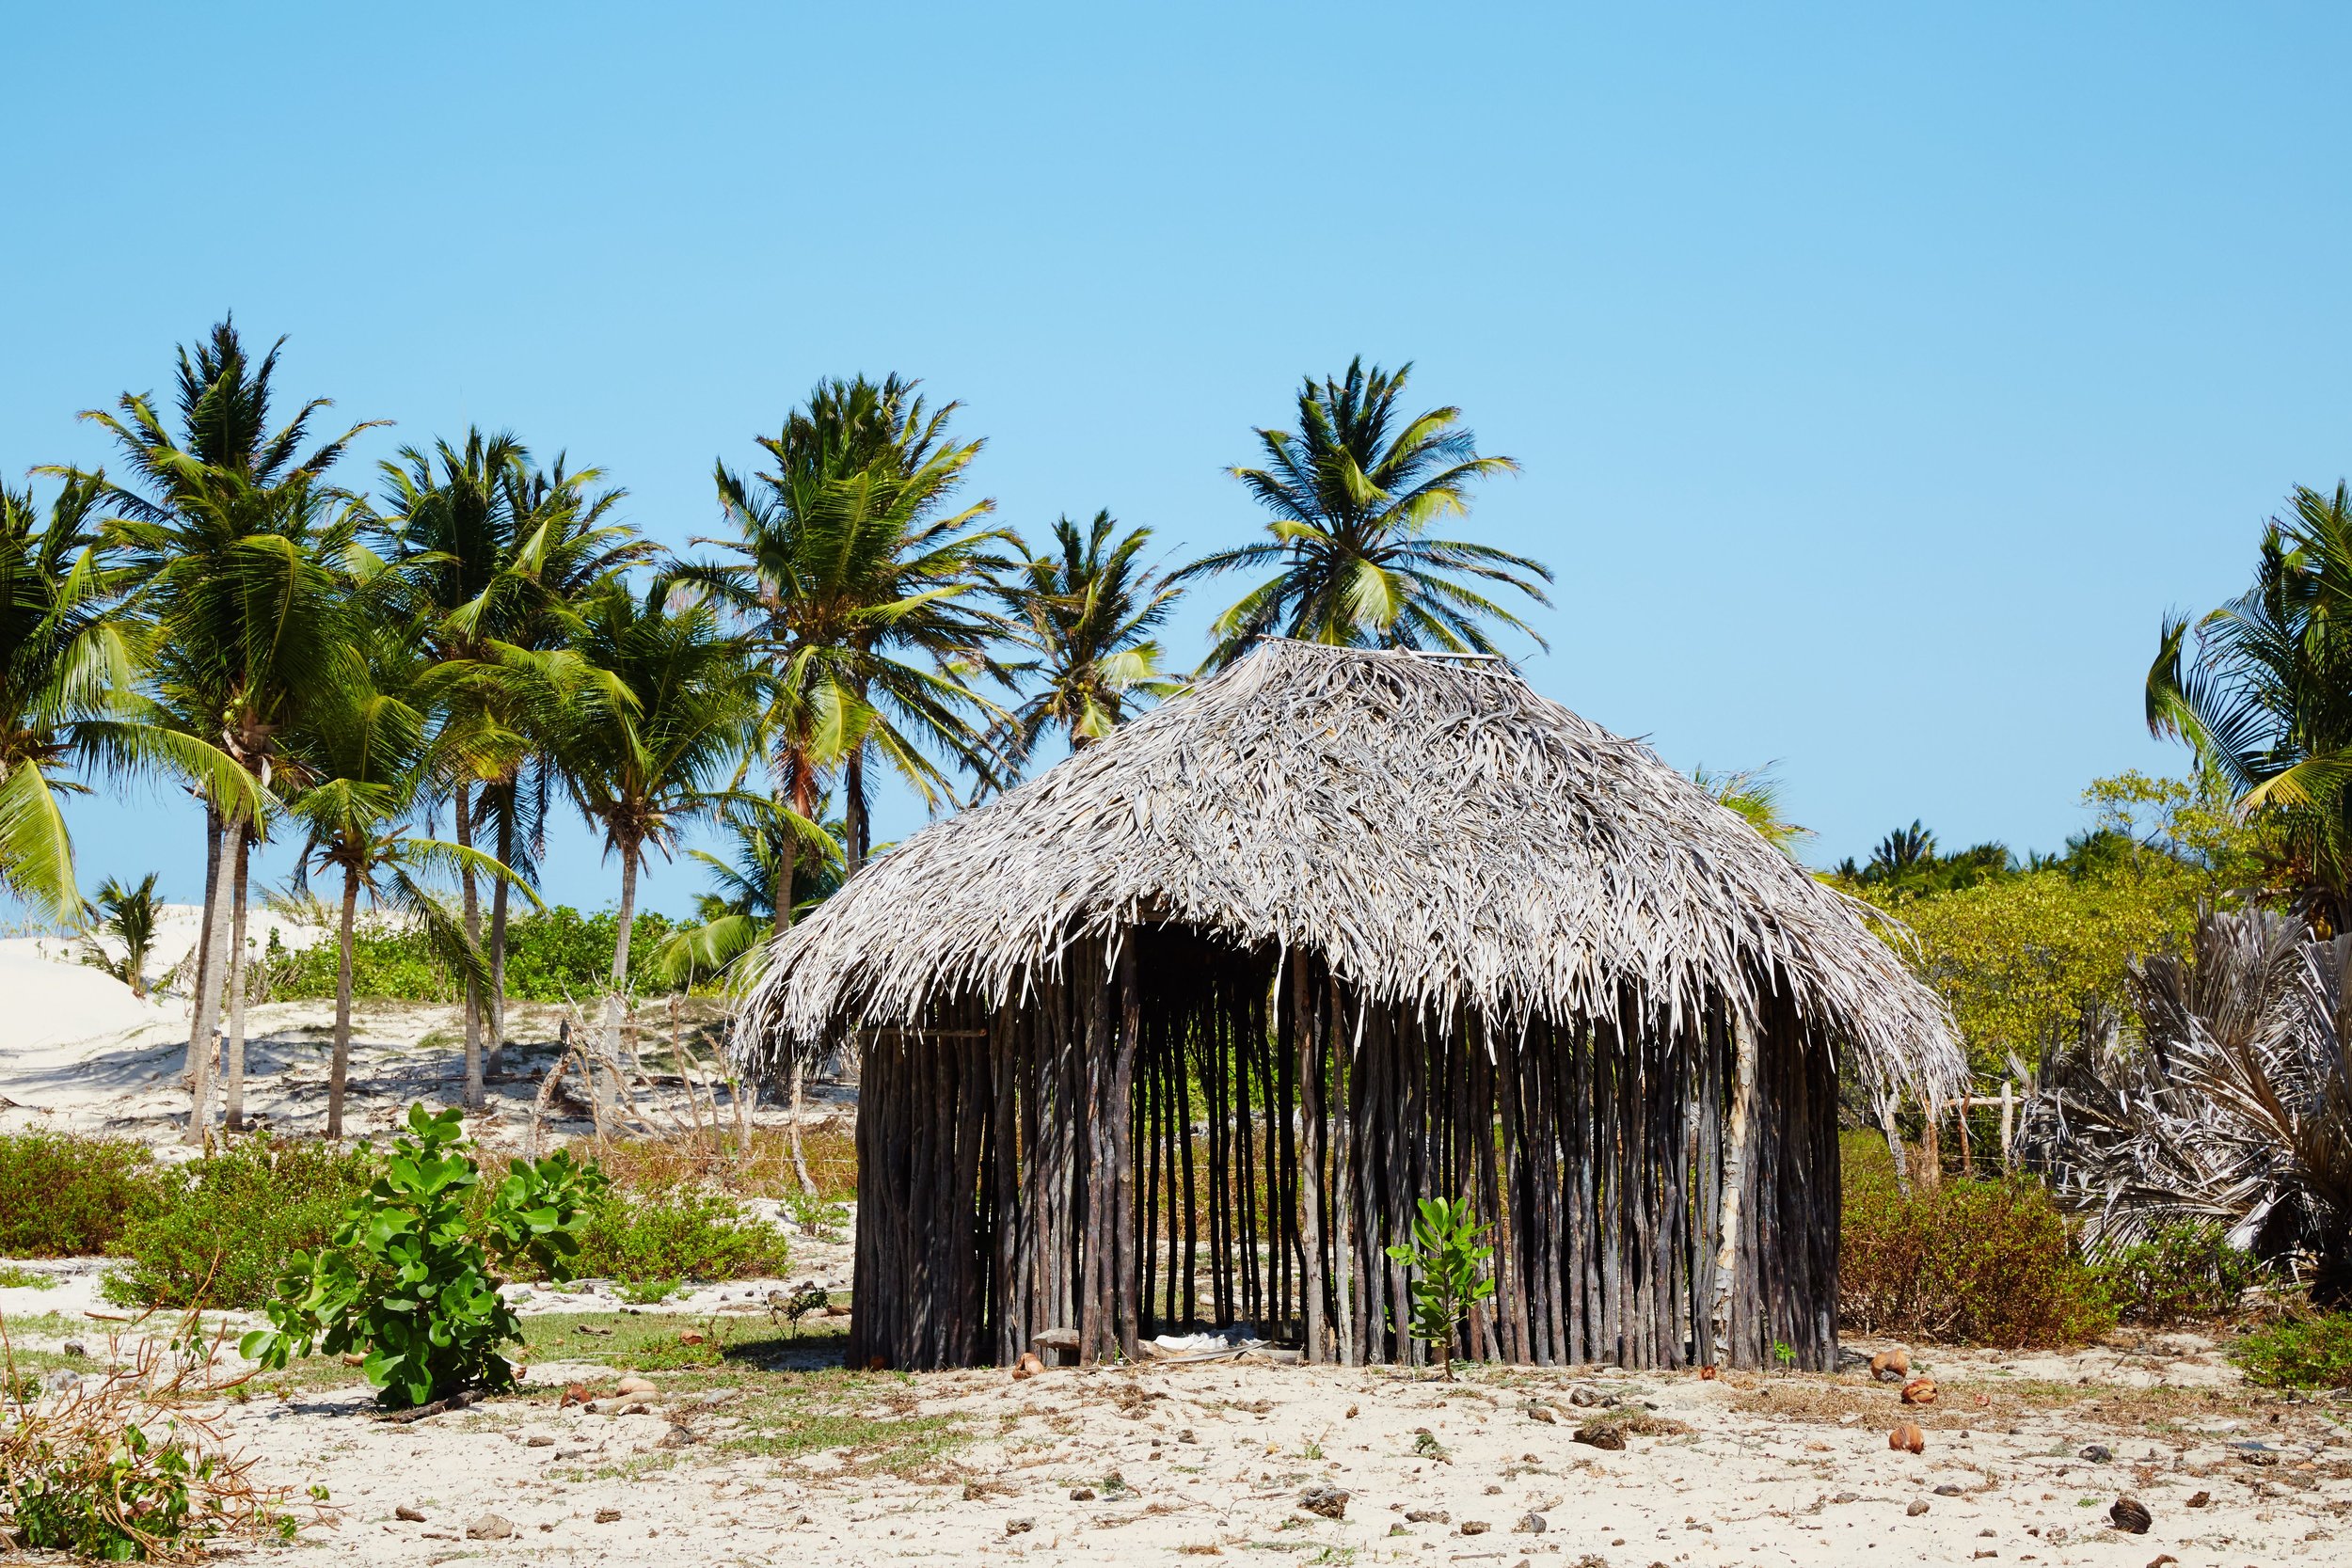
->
[4,1281,2348,1568]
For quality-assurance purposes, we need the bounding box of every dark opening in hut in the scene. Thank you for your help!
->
[735,641,1959,1372]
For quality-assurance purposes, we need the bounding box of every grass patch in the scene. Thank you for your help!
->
[0,1132,160,1257]
[572,1188,791,1284]
[516,1310,848,1375]
[0,1265,61,1291]
[589,1122,857,1203]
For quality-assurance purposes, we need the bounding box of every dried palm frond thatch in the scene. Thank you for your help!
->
[735,639,1960,1097]
[2019,910,2352,1298]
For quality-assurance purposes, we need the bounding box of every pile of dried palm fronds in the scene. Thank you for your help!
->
[2,1311,305,1560]
[2019,910,2352,1299]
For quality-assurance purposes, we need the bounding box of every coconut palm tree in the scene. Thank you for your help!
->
[651,794,845,987]
[369,432,652,1104]
[553,581,756,1074]
[3,472,255,927]
[986,511,1184,766]
[282,634,536,1136]
[106,464,365,1132]
[1691,765,1812,857]
[81,872,165,997]
[2149,483,2352,931]
[76,317,378,1133]
[0,473,131,922]
[1177,357,1549,669]
[687,375,1004,894]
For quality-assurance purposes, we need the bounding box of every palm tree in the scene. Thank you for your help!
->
[0,473,128,922]
[554,581,755,1076]
[1176,357,1550,669]
[282,635,535,1136]
[369,432,651,1105]
[1692,765,1812,857]
[986,511,1184,764]
[81,873,164,998]
[688,375,1004,895]
[78,318,378,1133]
[652,795,845,986]
[2149,483,2352,930]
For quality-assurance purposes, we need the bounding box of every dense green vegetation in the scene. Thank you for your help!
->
[1832,768,2267,1074]
[259,905,686,1004]
[0,1132,158,1258]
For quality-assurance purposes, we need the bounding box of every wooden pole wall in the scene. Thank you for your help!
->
[846,927,1842,1374]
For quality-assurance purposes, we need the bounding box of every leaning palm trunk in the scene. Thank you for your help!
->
[327,867,359,1138]
[222,828,252,1132]
[184,808,245,1136]
[2020,910,2352,1301]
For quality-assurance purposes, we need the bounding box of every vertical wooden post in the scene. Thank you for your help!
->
[1113,938,1142,1360]
[1708,1010,1757,1368]
[1999,1078,2015,1173]
[1293,955,1327,1362]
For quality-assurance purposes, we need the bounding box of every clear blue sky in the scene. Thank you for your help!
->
[5,3,2346,920]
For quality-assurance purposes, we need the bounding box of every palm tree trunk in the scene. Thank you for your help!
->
[328,864,359,1139]
[777,751,817,1196]
[184,804,222,1084]
[185,808,244,1138]
[845,746,867,877]
[223,824,251,1132]
[601,841,640,1117]
[454,783,484,1110]
[488,793,514,1082]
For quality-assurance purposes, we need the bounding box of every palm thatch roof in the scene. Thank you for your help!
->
[736,640,1962,1095]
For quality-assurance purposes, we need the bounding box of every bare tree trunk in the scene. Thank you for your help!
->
[601,843,640,1115]
[454,784,484,1110]
[328,865,359,1138]
[488,794,514,1081]
[185,810,244,1139]
[184,804,223,1084]
[223,825,252,1132]
[1999,1078,2014,1173]
[1708,1012,1757,1367]
[845,747,867,877]
[1878,1092,1913,1197]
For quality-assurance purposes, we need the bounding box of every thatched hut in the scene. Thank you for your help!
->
[736,640,1959,1373]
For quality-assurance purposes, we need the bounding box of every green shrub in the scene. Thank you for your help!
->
[0,1132,160,1257]
[262,905,684,1004]
[1841,1162,2115,1347]
[242,1105,605,1408]
[103,1138,376,1311]
[573,1188,790,1283]
[2232,1313,2352,1388]
[2094,1223,2265,1325]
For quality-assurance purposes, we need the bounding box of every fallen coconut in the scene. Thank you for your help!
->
[1889,1422,1927,1455]
[2109,1497,2152,1535]
[1871,1349,1912,1382]
[1900,1376,1938,1405]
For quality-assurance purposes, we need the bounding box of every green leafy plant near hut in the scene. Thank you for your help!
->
[241,1104,604,1408]
[1385,1197,1495,1380]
